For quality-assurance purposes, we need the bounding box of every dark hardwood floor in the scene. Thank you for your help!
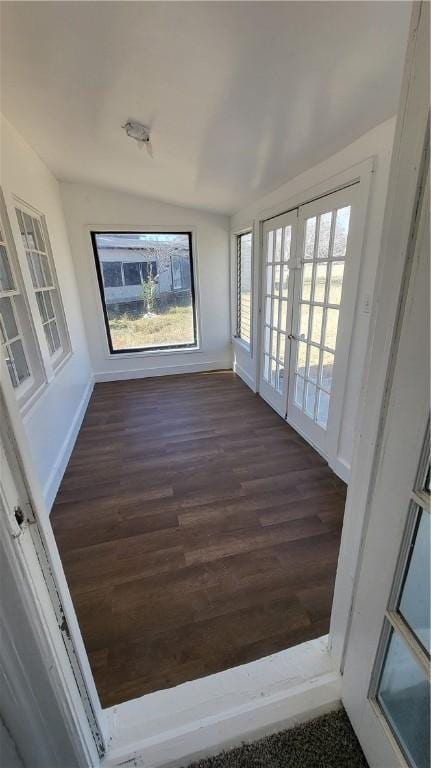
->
[51,372,346,708]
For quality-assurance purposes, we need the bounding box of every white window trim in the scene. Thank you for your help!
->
[87,224,202,360]
[230,225,254,356]
[0,191,47,412]
[10,195,72,381]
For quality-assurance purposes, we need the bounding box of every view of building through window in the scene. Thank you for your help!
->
[91,232,197,352]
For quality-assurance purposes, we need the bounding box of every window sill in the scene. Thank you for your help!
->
[52,349,73,377]
[232,336,251,354]
[104,344,201,361]
[21,379,49,420]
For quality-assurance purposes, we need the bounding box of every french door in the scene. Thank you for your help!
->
[342,164,429,768]
[259,210,296,414]
[260,185,359,460]
[286,186,358,457]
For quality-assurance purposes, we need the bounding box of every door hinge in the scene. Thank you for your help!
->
[14,506,25,527]
[59,615,71,640]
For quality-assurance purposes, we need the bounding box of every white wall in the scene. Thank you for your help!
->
[230,117,396,474]
[60,182,231,380]
[0,116,93,510]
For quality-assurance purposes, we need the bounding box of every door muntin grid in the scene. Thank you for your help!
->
[293,205,351,429]
[262,225,292,394]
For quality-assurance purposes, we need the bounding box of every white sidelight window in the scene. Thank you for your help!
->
[15,206,70,365]
[235,231,252,346]
[0,192,45,408]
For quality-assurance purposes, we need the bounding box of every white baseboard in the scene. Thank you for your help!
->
[233,361,257,392]
[94,360,232,383]
[329,456,350,484]
[43,375,94,511]
[103,637,341,768]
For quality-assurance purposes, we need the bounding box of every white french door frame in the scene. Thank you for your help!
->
[342,153,429,767]
[259,209,297,415]
[286,184,362,465]
[0,371,106,764]
[256,163,373,479]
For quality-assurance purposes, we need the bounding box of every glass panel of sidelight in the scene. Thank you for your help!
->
[283,226,292,261]
[272,298,279,327]
[280,300,288,330]
[328,261,344,305]
[317,389,330,428]
[314,263,327,303]
[281,265,289,298]
[271,331,278,359]
[265,298,271,325]
[274,228,282,261]
[324,308,339,350]
[318,212,332,259]
[307,345,320,383]
[296,341,307,377]
[270,357,278,386]
[278,333,286,364]
[274,264,281,295]
[294,374,305,408]
[304,217,316,259]
[299,303,310,339]
[0,245,14,291]
[333,206,351,259]
[311,306,323,345]
[377,629,430,768]
[267,231,274,263]
[266,264,273,294]
[398,510,430,654]
[321,350,334,392]
[264,326,270,354]
[301,263,313,301]
[305,381,316,417]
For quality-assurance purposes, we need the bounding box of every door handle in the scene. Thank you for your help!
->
[288,333,305,341]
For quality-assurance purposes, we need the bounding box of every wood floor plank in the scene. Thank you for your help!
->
[51,371,346,707]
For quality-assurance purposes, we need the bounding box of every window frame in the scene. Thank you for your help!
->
[234,229,253,350]
[14,201,71,371]
[0,234,34,397]
[368,426,431,766]
[90,230,199,355]
[0,191,46,411]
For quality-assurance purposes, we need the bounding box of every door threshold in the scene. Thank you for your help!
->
[102,635,341,768]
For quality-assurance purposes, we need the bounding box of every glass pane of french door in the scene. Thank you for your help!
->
[260,212,296,414]
[292,204,351,431]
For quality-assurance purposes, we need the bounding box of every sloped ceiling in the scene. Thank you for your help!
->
[1,1,411,214]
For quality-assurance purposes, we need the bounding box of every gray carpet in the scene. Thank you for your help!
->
[185,709,368,768]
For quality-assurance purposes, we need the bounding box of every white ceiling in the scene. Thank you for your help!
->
[1,1,411,214]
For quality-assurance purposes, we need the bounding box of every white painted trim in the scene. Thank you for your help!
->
[85,223,204,362]
[329,1,430,674]
[103,637,341,768]
[43,375,94,511]
[94,359,232,383]
[233,360,256,392]
[230,225,254,356]
[257,157,374,226]
[0,392,103,766]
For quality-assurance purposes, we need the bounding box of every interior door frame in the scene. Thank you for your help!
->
[329,0,429,672]
[341,151,429,767]
[0,369,107,762]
